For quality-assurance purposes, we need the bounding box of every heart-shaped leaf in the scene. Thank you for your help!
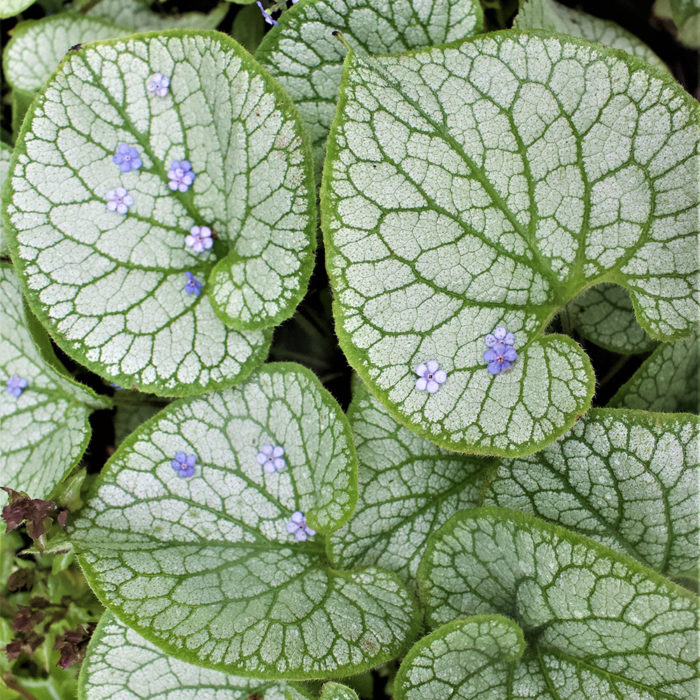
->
[611,330,699,413]
[394,615,525,700]
[0,264,110,505]
[322,32,699,455]
[418,507,698,698]
[514,0,666,69]
[255,0,483,174]
[565,283,656,354]
[0,142,11,254]
[69,364,420,679]
[79,612,313,699]
[485,408,699,578]
[327,379,491,583]
[4,31,318,395]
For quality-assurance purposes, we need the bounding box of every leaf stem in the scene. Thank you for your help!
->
[599,354,630,387]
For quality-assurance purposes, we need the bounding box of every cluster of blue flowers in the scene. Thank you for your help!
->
[169,442,313,542]
[106,73,212,297]
[484,326,518,374]
[414,326,518,394]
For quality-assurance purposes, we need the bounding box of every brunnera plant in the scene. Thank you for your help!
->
[0,0,697,697]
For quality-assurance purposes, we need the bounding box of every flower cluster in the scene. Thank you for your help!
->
[484,326,517,374]
[168,160,196,193]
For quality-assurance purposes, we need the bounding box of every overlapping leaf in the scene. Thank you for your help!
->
[256,0,483,174]
[566,283,656,354]
[322,32,699,455]
[670,0,700,47]
[0,264,110,506]
[69,364,420,679]
[419,507,699,698]
[327,380,491,582]
[85,0,228,32]
[514,0,666,69]
[79,612,312,699]
[319,682,360,700]
[611,329,699,413]
[0,0,34,19]
[394,615,525,700]
[4,32,318,395]
[0,143,12,255]
[485,408,699,577]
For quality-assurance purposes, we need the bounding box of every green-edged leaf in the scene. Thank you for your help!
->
[671,0,700,47]
[327,379,491,583]
[10,87,34,137]
[69,364,420,679]
[610,329,699,413]
[79,612,312,699]
[0,264,110,505]
[514,0,667,70]
[4,15,130,95]
[322,32,699,456]
[419,507,698,698]
[0,0,34,19]
[86,0,229,32]
[484,408,699,577]
[566,283,656,354]
[4,31,320,396]
[0,143,12,255]
[255,0,484,175]
[232,3,264,54]
[113,394,166,446]
[319,681,359,700]
[394,615,525,700]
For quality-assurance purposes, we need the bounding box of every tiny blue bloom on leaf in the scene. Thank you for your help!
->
[112,144,142,173]
[167,160,195,193]
[256,444,286,473]
[286,511,316,541]
[185,225,214,254]
[146,72,170,97]
[415,361,447,394]
[106,187,133,215]
[184,272,202,297]
[484,326,517,374]
[256,1,278,26]
[6,376,28,398]
[171,452,196,479]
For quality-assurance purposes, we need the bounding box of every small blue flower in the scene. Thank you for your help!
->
[256,1,278,25]
[146,73,170,97]
[415,360,447,393]
[171,451,196,478]
[185,225,214,253]
[184,271,202,296]
[106,187,133,214]
[167,160,195,193]
[286,511,316,542]
[257,444,286,473]
[484,326,517,374]
[6,376,28,398]
[113,144,142,173]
